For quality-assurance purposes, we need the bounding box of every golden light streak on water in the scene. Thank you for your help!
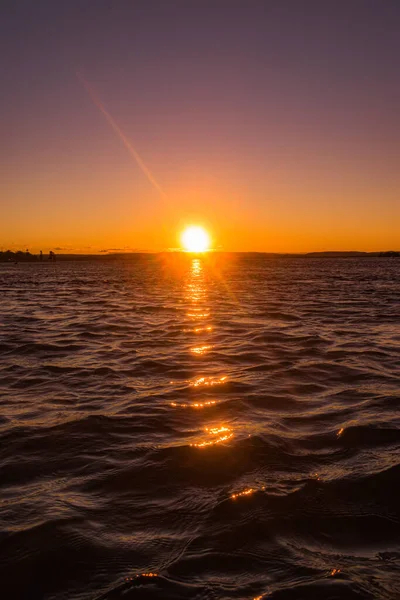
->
[170,400,216,409]
[191,434,234,448]
[190,345,212,354]
[231,488,255,499]
[124,572,158,582]
[231,485,266,500]
[190,375,227,387]
[206,426,230,434]
[169,376,226,389]
[191,258,202,273]
[191,425,233,448]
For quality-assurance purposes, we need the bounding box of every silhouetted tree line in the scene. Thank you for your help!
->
[0,250,56,262]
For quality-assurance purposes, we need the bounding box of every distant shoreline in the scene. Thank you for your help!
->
[1,250,399,262]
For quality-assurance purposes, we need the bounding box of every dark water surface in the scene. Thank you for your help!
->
[0,255,399,600]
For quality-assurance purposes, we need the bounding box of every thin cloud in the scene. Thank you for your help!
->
[100,247,140,253]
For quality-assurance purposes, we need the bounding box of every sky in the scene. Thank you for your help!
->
[1,0,399,253]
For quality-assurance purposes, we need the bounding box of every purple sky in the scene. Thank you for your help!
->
[1,0,399,251]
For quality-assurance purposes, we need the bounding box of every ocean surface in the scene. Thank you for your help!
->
[0,255,399,600]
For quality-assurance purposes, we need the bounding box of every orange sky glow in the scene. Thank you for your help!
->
[1,2,398,254]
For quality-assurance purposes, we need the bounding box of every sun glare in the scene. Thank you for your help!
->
[181,226,210,252]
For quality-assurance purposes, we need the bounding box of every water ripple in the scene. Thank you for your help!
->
[0,256,399,599]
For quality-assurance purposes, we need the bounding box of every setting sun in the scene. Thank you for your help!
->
[181,226,210,252]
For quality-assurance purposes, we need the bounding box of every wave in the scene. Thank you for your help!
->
[0,256,399,599]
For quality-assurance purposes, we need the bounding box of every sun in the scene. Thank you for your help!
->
[181,226,211,252]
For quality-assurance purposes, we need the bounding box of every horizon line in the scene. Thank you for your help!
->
[1,249,398,256]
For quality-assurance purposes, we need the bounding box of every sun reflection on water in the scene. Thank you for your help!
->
[190,344,212,354]
[231,488,255,499]
[191,375,227,387]
[230,485,266,500]
[125,572,158,582]
[181,259,234,448]
[170,400,217,409]
[191,425,234,448]
[191,258,202,273]
[206,426,229,434]
[169,375,226,387]
[185,259,211,319]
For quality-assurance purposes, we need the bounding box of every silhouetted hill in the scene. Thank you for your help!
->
[305,251,369,257]
[305,251,399,257]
